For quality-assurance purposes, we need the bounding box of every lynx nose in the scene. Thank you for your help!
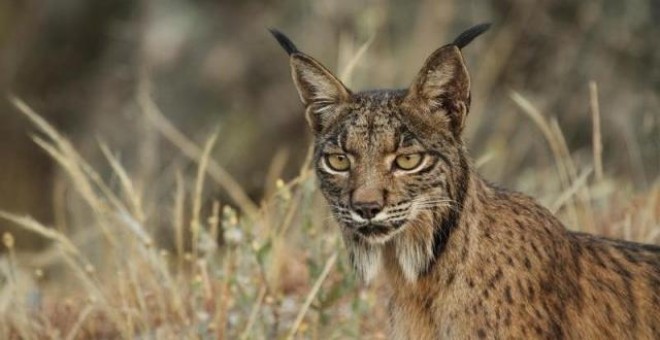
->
[353,202,383,220]
[351,187,385,220]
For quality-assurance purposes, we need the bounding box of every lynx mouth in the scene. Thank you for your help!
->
[331,205,410,242]
[356,224,392,237]
[353,220,406,242]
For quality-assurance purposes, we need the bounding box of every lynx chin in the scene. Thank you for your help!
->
[271,24,660,339]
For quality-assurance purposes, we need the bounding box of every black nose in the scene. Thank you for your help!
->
[353,202,383,220]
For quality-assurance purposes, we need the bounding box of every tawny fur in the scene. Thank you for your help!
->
[271,24,660,339]
[384,177,659,339]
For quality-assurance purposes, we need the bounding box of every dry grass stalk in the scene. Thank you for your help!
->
[191,132,219,259]
[509,91,580,226]
[339,33,376,86]
[174,171,186,269]
[286,251,338,340]
[136,75,259,219]
[265,148,290,199]
[215,245,235,339]
[209,200,221,248]
[551,168,593,214]
[99,142,146,223]
[11,97,119,246]
[550,119,595,232]
[240,285,267,340]
[589,81,604,182]
[64,305,94,340]
[0,212,80,257]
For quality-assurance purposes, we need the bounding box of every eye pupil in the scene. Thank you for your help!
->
[395,153,423,171]
[325,154,350,171]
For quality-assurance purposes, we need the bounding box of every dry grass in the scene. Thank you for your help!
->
[1,85,657,339]
[0,95,379,339]
[1,30,659,338]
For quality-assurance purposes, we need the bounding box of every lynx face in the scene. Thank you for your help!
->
[314,91,460,244]
[271,26,484,281]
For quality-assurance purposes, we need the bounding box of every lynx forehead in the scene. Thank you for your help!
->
[271,24,659,339]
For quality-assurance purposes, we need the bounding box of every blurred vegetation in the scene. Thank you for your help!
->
[0,0,658,338]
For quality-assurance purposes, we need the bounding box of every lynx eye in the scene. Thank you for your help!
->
[394,153,424,171]
[325,154,350,171]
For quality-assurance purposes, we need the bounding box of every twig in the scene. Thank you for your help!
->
[286,252,338,340]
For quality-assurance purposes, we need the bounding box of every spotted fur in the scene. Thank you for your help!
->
[271,24,660,339]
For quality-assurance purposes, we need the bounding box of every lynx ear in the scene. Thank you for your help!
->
[270,29,351,133]
[404,23,490,136]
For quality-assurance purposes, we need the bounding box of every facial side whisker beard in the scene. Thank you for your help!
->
[394,209,436,283]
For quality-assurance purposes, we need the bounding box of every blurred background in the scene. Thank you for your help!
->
[0,0,658,337]
[1,0,659,248]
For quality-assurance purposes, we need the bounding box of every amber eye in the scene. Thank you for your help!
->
[325,154,350,171]
[394,153,424,170]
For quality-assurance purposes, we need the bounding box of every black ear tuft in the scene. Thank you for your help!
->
[269,28,300,56]
[452,23,491,49]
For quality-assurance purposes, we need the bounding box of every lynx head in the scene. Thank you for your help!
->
[271,24,490,282]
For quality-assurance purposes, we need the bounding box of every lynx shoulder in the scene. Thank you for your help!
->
[271,24,660,339]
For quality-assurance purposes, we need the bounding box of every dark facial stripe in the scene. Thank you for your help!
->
[420,151,470,276]
[415,155,441,176]
[337,129,348,151]
[428,150,450,168]
[397,128,417,149]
